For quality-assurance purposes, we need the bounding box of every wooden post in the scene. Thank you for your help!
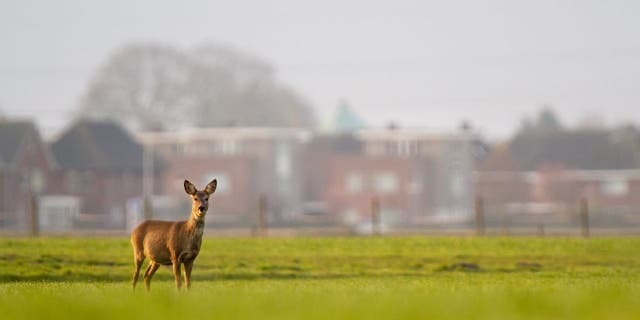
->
[579,198,590,238]
[258,194,267,237]
[536,223,545,237]
[475,195,485,236]
[29,194,39,237]
[371,196,381,236]
[501,210,510,236]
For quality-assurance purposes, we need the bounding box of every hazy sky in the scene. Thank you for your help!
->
[1,0,639,139]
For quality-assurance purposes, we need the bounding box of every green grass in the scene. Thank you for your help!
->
[1,237,639,319]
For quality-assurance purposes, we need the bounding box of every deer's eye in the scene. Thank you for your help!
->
[204,198,209,201]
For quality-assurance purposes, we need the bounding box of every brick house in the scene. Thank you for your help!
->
[48,120,155,227]
[324,154,415,224]
[304,128,476,225]
[137,127,310,223]
[0,120,54,228]
[475,128,640,226]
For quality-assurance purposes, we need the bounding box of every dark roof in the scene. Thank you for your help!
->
[51,120,147,171]
[0,121,35,165]
[508,129,640,170]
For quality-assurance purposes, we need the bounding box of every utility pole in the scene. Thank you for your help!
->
[142,141,154,220]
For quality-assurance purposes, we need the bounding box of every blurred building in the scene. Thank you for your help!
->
[0,117,477,231]
[0,120,53,228]
[476,128,640,226]
[303,128,476,226]
[48,120,155,228]
[137,127,310,224]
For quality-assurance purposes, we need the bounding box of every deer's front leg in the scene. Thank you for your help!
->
[183,260,194,290]
[172,259,182,289]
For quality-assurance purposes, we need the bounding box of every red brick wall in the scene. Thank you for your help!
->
[325,155,413,222]
[0,129,52,227]
[47,170,144,218]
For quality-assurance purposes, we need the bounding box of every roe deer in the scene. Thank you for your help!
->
[131,179,217,291]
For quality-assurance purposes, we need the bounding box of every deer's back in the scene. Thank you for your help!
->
[131,220,185,265]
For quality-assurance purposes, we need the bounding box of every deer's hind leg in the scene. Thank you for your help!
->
[131,253,145,291]
[143,261,160,291]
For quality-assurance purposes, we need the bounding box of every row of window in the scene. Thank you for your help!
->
[345,171,399,194]
[158,140,243,157]
[162,140,296,158]
[364,141,465,157]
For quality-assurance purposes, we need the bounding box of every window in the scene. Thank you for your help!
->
[30,169,46,193]
[275,141,291,179]
[600,179,628,197]
[66,171,94,194]
[222,139,237,155]
[374,172,398,194]
[173,143,185,156]
[19,170,29,192]
[66,171,80,194]
[398,140,414,157]
[341,209,359,224]
[345,172,363,194]
[450,173,465,198]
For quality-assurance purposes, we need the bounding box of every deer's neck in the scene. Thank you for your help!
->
[186,212,205,239]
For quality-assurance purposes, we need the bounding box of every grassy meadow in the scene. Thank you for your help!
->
[0,236,639,319]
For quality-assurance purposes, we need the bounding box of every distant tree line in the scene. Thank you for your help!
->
[482,107,640,171]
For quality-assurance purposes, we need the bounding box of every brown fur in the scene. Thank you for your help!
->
[131,179,217,291]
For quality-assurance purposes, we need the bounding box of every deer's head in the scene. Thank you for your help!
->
[184,179,217,219]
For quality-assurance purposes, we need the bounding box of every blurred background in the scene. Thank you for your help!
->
[1,0,640,236]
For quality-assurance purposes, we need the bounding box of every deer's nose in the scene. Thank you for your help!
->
[198,206,206,212]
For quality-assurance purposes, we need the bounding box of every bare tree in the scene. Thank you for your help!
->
[79,44,193,130]
[78,42,315,130]
[189,44,315,127]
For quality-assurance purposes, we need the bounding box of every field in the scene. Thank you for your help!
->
[1,236,639,319]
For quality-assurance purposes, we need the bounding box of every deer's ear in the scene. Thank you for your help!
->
[184,180,197,195]
[205,179,217,195]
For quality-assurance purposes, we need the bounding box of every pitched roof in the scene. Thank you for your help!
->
[51,120,147,171]
[0,121,35,166]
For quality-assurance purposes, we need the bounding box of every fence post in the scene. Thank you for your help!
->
[501,210,510,236]
[536,223,545,237]
[475,195,485,236]
[371,196,381,236]
[579,198,590,238]
[29,193,39,237]
[257,194,267,237]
